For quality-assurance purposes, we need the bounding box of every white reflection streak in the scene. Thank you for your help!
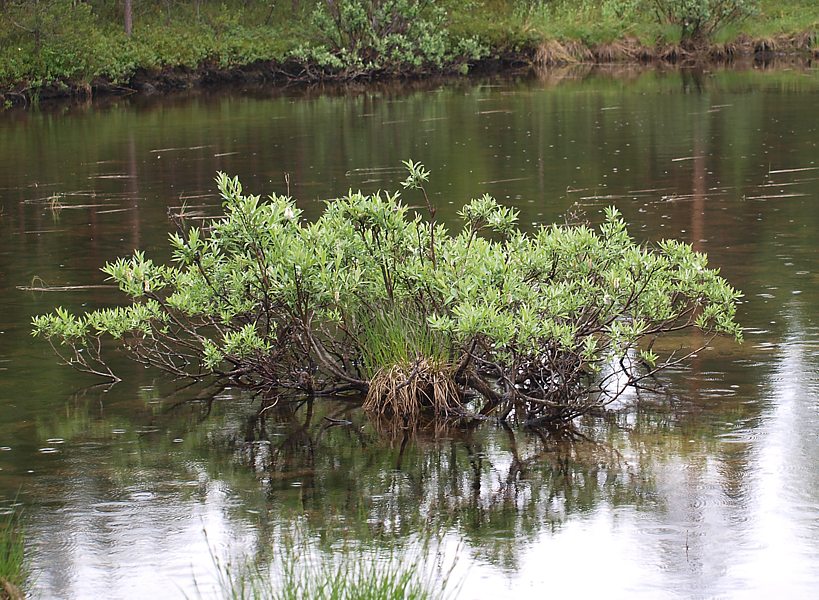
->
[33,476,254,600]
[729,323,817,595]
[452,508,668,600]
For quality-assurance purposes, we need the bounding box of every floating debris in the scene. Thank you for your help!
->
[580,194,631,200]
[49,203,116,209]
[149,145,214,153]
[346,166,405,176]
[17,284,117,292]
[746,193,807,200]
[768,166,819,175]
[479,177,530,185]
[97,208,136,215]
[627,187,673,194]
[757,181,807,188]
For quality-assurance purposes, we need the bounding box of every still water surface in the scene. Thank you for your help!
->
[1,65,818,599]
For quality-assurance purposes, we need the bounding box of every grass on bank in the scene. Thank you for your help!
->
[459,0,819,50]
[713,0,819,43]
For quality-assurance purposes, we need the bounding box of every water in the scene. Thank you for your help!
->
[1,64,818,598]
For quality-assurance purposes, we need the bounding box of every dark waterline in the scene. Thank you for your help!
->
[1,65,818,598]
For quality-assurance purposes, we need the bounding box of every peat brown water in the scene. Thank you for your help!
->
[1,65,818,599]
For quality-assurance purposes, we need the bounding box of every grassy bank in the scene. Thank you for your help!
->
[481,0,819,64]
[0,0,817,106]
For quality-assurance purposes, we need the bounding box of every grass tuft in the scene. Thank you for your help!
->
[534,40,577,66]
[207,524,457,600]
[0,509,25,600]
[354,305,461,419]
[356,307,450,380]
[364,358,461,420]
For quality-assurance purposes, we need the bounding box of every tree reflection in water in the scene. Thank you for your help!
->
[16,355,773,598]
[227,397,659,572]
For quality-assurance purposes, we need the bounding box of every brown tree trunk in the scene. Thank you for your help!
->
[124,0,133,36]
[33,0,41,57]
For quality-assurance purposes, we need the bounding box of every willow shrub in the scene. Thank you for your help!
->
[33,162,742,426]
[292,0,486,77]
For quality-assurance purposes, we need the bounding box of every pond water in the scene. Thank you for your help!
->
[1,64,818,599]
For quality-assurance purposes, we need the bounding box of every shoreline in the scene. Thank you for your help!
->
[1,33,816,109]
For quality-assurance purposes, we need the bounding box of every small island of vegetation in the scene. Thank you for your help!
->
[33,163,743,427]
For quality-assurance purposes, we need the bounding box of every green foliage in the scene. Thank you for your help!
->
[212,524,453,600]
[0,0,295,87]
[218,552,441,600]
[0,0,103,83]
[509,0,656,46]
[0,508,26,596]
[505,0,810,47]
[356,306,450,380]
[601,0,643,20]
[646,0,760,42]
[33,164,742,424]
[294,0,487,75]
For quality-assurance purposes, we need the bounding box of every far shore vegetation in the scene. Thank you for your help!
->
[1,0,817,106]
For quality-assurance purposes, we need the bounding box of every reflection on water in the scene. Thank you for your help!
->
[0,65,818,598]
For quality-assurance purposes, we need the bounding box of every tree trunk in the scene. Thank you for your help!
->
[33,0,41,57]
[124,0,133,36]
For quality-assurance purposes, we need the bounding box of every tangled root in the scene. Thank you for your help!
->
[363,358,461,420]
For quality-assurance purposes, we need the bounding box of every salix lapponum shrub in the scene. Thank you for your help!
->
[292,0,486,76]
[33,162,742,426]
